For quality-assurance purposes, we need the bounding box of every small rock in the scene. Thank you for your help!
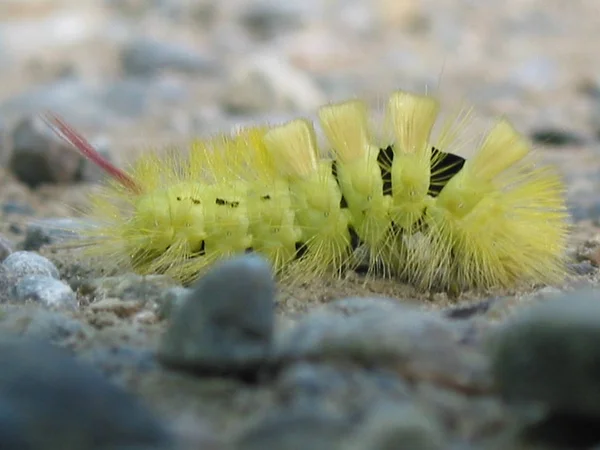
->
[569,260,597,276]
[347,402,444,450]
[276,361,410,414]
[488,289,600,447]
[239,0,312,40]
[80,273,178,304]
[23,217,89,251]
[0,306,89,344]
[274,303,491,393]
[0,235,12,262]
[120,37,218,77]
[235,406,350,450]
[9,115,82,187]
[2,251,59,280]
[223,53,325,114]
[74,134,114,183]
[1,201,34,216]
[78,345,158,381]
[0,335,173,449]
[155,286,190,320]
[443,298,498,320]
[158,254,275,375]
[321,296,406,316]
[530,127,586,147]
[509,56,559,92]
[88,298,142,317]
[12,275,77,309]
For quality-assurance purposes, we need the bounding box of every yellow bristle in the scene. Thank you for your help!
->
[384,91,440,232]
[386,90,440,158]
[469,119,530,182]
[262,119,319,179]
[318,99,374,164]
[318,98,394,276]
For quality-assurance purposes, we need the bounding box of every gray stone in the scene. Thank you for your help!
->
[2,251,60,280]
[235,406,350,450]
[80,273,179,304]
[8,114,83,187]
[12,275,77,309]
[347,402,445,450]
[155,286,190,320]
[1,201,34,216]
[320,296,407,316]
[276,361,410,414]
[0,335,173,449]
[274,304,491,393]
[223,53,325,114]
[158,255,275,374]
[120,37,218,77]
[0,306,89,344]
[0,234,12,262]
[508,56,559,92]
[0,80,99,124]
[239,0,313,40]
[74,135,115,183]
[488,288,600,417]
[23,218,90,251]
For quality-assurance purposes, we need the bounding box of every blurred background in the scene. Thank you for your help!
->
[0,0,599,219]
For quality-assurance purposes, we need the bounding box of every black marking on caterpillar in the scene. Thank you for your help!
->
[330,160,349,209]
[215,198,240,208]
[176,196,201,205]
[377,146,466,197]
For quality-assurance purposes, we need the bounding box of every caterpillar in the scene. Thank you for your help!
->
[43,89,570,292]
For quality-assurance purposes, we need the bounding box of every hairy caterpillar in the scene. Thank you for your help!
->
[43,89,569,292]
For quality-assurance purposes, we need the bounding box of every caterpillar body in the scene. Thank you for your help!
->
[44,90,570,292]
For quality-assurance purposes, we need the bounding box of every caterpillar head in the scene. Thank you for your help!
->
[129,182,206,253]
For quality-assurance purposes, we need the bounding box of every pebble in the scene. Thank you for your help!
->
[0,79,109,128]
[23,217,90,251]
[0,335,173,449]
[274,303,491,394]
[235,406,351,450]
[238,0,314,40]
[1,78,187,131]
[155,285,190,320]
[2,251,60,280]
[158,254,276,375]
[276,362,410,414]
[78,345,158,381]
[223,53,325,114]
[0,306,89,344]
[508,56,559,92]
[74,134,114,183]
[488,288,600,447]
[0,234,12,262]
[347,402,445,450]
[8,115,83,188]
[320,296,407,316]
[120,37,219,77]
[1,200,34,215]
[79,273,178,304]
[530,126,586,146]
[12,275,77,309]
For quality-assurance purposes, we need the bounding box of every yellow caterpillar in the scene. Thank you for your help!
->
[44,89,570,292]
